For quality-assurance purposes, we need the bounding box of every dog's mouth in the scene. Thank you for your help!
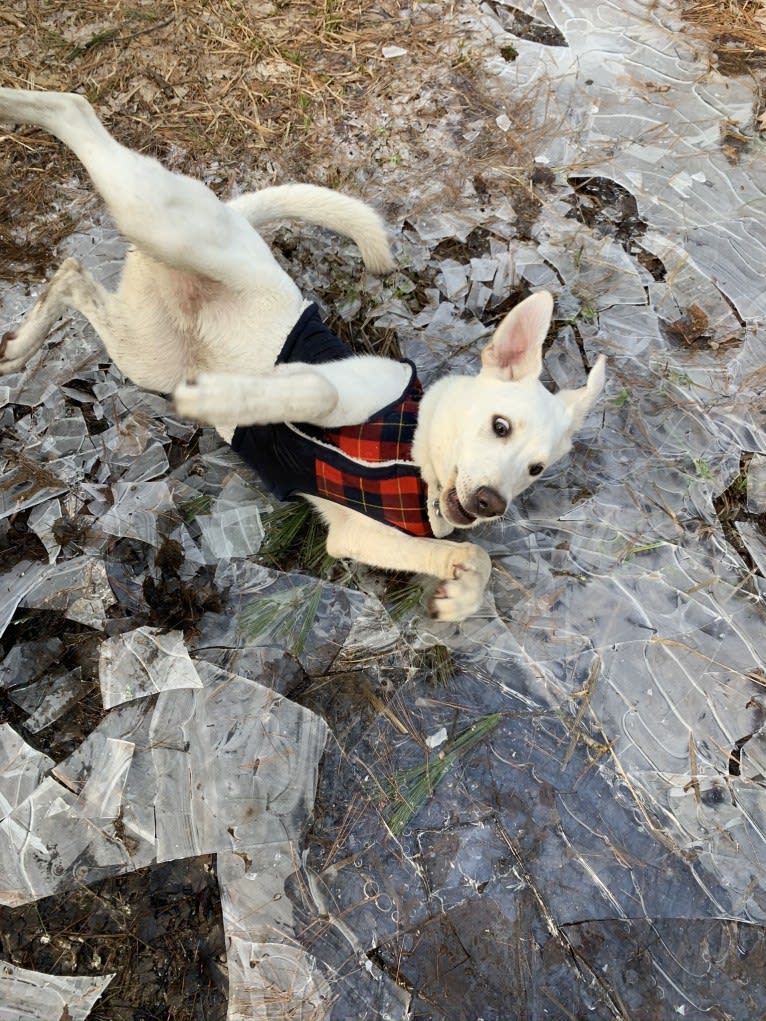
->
[443,487,476,527]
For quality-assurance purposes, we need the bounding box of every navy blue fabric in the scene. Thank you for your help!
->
[274,302,351,366]
[231,304,353,500]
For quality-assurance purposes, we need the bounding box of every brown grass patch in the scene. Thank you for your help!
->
[0,1,486,179]
[0,0,504,276]
[680,0,766,72]
[2,1,764,280]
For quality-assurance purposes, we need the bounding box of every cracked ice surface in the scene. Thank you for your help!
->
[1,0,766,1018]
[0,962,114,1021]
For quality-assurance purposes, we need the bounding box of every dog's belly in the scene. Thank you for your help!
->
[114,251,301,388]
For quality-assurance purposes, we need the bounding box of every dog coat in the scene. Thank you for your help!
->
[231,304,433,537]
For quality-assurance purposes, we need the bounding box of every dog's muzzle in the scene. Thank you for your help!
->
[440,486,505,526]
[471,486,506,518]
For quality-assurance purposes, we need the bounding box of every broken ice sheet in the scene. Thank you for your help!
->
[93,395,173,482]
[197,560,385,676]
[20,555,114,629]
[157,662,327,867]
[0,451,68,521]
[537,220,646,311]
[26,497,62,563]
[37,407,89,458]
[748,453,766,513]
[119,440,170,484]
[641,231,743,343]
[99,626,203,708]
[0,561,50,641]
[74,737,135,821]
[435,259,469,302]
[500,0,766,318]
[20,668,90,735]
[640,771,766,920]
[735,520,766,576]
[408,299,489,352]
[0,725,54,820]
[0,961,114,1021]
[196,473,265,562]
[96,479,175,545]
[0,657,329,905]
[219,734,411,1019]
[219,844,410,1021]
[225,929,333,1021]
[406,208,488,243]
[0,772,146,907]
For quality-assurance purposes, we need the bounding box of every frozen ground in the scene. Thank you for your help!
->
[1,1,766,1018]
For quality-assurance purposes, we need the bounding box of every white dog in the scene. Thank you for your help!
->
[0,89,605,621]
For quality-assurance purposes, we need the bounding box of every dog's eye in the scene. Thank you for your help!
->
[529,463,544,477]
[492,416,512,438]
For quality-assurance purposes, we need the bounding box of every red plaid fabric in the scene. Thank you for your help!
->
[310,377,433,537]
[324,380,423,462]
[315,457,431,537]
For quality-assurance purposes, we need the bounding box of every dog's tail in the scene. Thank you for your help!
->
[228,184,395,274]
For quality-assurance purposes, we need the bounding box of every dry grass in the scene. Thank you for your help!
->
[680,0,766,72]
[2,0,426,162]
[1,0,764,279]
[0,1,502,184]
[0,0,490,276]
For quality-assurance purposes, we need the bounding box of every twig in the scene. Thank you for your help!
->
[562,655,601,768]
[66,16,175,62]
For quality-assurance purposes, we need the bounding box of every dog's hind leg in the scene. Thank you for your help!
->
[0,89,278,289]
[0,257,118,374]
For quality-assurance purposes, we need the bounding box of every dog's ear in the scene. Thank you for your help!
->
[557,355,607,432]
[480,290,553,381]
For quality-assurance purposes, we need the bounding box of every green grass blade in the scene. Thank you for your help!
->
[381,712,503,836]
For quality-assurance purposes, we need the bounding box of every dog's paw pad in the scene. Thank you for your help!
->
[427,576,485,622]
[428,545,491,622]
[428,586,450,618]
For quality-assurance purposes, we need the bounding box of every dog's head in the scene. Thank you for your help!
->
[427,290,606,530]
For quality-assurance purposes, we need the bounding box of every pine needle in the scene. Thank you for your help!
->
[414,644,456,688]
[260,500,335,575]
[237,580,324,657]
[380,712,503,836]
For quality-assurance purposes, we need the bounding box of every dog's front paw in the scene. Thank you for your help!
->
[428,544,491,622]
[174,375,237,424]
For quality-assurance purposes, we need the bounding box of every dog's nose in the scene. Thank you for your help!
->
[473,486,506,518]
